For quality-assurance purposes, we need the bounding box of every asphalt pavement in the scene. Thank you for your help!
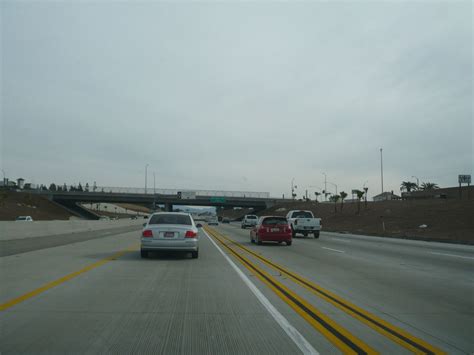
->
[1,222,473,354]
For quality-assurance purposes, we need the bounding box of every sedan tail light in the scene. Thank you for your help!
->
[185,230,197,238]
[142,229,153,238]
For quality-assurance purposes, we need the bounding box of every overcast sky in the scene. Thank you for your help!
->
[1,1,472,198]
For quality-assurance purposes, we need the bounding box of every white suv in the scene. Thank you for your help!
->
[241,215,258,228]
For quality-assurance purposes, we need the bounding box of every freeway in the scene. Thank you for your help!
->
[1,222,473,354]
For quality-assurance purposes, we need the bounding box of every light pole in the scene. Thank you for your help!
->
[363,180,369,206]
[327,182,338,196]
[411,175,419,187]
[322,172,327,201]
[153,172,156,210]
[1,169,5,186]
[291,178,297,200]
[380,148,384,194]
[145,164,149,194]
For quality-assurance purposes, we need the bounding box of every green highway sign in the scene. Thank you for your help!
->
[210,197,226,203]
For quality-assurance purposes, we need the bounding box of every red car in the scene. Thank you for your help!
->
[250,216,292,246]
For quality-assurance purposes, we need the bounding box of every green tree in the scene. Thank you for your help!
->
[339,191,347,211]
[400,181,418,192]
[420,182,439,190]
[48,183,57,191]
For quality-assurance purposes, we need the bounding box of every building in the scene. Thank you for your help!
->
[17,178,25,189]
[373,191,401,202]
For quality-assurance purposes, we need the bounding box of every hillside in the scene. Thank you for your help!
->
[0,190,73,221]
[240,199,474,244]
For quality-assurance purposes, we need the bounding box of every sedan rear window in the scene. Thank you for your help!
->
[246,215,257,219]
[149,214,192,225]
[262,217,288,225]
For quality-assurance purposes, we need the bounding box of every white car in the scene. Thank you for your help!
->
[141,212,200,258]
[207,216,219,225]
[15,216,34,222]
[241,214,258,228]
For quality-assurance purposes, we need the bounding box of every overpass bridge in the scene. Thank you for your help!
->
[31,189,290,219]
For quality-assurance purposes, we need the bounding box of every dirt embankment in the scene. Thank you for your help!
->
[0,190,73,221]
[253,199,474,244]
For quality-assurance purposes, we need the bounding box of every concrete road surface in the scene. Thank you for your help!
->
[1,221,473,354]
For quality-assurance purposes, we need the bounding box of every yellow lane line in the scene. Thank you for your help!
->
[217,229,445,355]
[205,226,377,355]
[0,245,136,312]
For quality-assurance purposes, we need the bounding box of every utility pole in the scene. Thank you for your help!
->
[380,148,384,194]
[145,164,149,194]
[411,175,419,187]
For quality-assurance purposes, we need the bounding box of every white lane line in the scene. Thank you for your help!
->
[203,230,319,355]
[321,247,345,253]
[429,252,474,260]
[330,238,352,243]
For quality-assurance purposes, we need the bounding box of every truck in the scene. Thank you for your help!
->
[286,210,321,238]
[177,191,196,200]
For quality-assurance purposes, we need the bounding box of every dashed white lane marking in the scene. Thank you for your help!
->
[321,247,345,253]
[430,252,474,260]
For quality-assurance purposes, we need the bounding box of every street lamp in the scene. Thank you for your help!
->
[145,164,149,194]
[327,181,338,195]
[411,175,419,187]
[322,173,327,201]
[291,178,297,200]
[1,169,5,186]
[380,148,384,194]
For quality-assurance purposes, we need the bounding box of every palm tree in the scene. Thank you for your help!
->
[314,191,321,202]
[420,182,439,190]
[400,181,418,192]
[339,191,347,211]
[354,189,365,214]
[329,194,340,214]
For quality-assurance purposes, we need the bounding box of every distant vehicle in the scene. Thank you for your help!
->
[15,216,33,222]
[286,210,321,238]
[250,216,292,246]
[141,212,199,258]
[99,216,110,221]
[241,214,258,228]
[131,216,138,220]
[222,217,230,223]
[207,216,219,225]
[177,191,196,200]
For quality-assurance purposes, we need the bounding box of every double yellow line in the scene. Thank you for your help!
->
[205,226,445,355]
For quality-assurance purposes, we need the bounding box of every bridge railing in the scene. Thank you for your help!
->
[31,185,271,199]
[96,187,270,198]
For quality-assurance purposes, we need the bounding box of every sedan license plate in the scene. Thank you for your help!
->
[271,228,280,232]
[164,232,175,238]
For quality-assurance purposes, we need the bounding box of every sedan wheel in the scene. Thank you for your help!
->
[140,250,148,258]
[191,250,199,259]
[256,235,263,245]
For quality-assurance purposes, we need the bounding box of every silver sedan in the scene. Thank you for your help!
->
[140,212,200,258]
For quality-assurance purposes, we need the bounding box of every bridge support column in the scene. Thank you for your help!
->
[164,203,173,212]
